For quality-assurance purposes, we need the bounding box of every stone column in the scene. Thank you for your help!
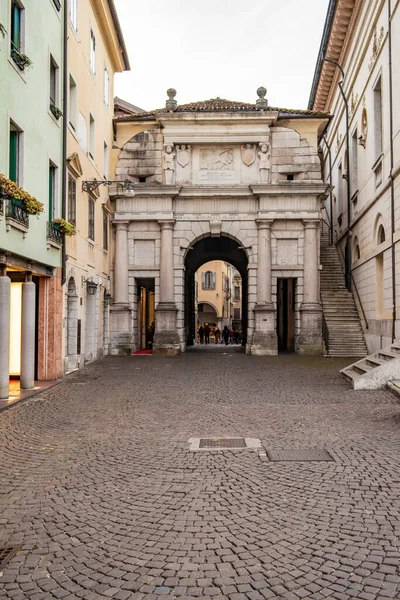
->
[109,221,132,355]
[250,219,277,355]
[113,222,129,306]
[21,272,36,389]
[153,220,180,355]
[0,267,11,399]
[300,220,322,355]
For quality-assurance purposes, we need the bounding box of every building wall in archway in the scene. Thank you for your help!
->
[110,105,328,355]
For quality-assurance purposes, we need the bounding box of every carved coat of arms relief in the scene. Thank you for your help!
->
[200,148,234,171]
[240,144,256,167]
[176,145,191,168]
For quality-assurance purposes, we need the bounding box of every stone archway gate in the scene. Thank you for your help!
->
[109,90,329,356]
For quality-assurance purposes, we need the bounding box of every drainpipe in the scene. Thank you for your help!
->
[321,135,333,246]
[323,58,352,291]
[388,0,397,342]
[61,0,68,285]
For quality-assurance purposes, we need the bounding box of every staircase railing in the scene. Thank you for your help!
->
[337,244,369,331]
[321,297,329,354]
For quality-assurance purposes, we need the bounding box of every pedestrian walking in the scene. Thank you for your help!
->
[204,324,211,345]
[214,327,221,344]
[223,325,230,345]
[198,325,204,344]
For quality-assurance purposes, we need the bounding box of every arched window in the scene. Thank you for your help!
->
[352,237,360,263]
[355,245,360,261]
[378,224,386,244]
[202,271,216,290]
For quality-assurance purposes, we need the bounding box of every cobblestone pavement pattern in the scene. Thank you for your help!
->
[1,352,400,600]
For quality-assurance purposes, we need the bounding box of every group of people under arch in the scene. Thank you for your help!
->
[197,324,243,345]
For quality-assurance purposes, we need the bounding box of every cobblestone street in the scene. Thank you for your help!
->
[1,353,400,600]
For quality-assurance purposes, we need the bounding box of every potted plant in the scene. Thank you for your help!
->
[0,173,44,215]
[52,218,76,236]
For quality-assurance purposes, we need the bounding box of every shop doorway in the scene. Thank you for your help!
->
[136,278,155,350]
[277,278,296,352]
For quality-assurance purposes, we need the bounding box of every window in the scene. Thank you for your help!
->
[103,141,109,178]
[70,0,77,30]
[234,308,241,320]
[52,0,61,11]
[351,129,358,197]
[69,75,77,131]
[88,197,95,240]
[89,114,95,159]
[337,162,343,217]
[378,225,386,244]
[49,56,61,119]
[10,1,25,70]
[234,286,240,301]
[49,163,57,219]
[104,68,109,106]
[9,122,22,184]
[103,210,108,251]
[67,175,76,225]
[90,29,96,74]
[373,76,383,160]
[202,271,216,290]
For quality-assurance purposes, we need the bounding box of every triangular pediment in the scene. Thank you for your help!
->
[66,152,83,178]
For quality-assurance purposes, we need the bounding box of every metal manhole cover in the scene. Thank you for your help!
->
[199,438,246,449]
[266,449,334,462]
[0,546,19,569]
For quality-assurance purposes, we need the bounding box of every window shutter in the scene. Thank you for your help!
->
[202,272,206,290]
[212,272,216,290]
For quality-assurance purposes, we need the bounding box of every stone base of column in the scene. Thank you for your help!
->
[249,304,278,356]
[153,302,181,355]
[109,305,132,356]
[299,303,323,355]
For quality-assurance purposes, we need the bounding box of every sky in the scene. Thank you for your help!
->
[113,0,330,113]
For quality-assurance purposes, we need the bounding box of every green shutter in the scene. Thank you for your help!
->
[9,131,18,182]
[11,3,21,50]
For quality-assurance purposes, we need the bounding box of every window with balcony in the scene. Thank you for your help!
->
[49,162,57,220]
[68,175,76,225]
[90,29,96,74]
[9,122,22,184]
[351,129,358,198]
[88,197,95,241]
[373,76,383,160]
[234,286,240,301]
[10,1,28,71]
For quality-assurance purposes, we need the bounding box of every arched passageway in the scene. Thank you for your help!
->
[185,236,248,346]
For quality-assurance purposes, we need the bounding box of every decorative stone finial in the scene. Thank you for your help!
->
[166,88,177,112]
[256,86,268,111]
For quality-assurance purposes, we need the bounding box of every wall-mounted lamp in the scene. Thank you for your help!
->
[104,292,113,307]
[81,179,135,197]
[83,278,98,295]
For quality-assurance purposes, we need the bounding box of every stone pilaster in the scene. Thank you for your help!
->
[110,221,132,355]
[250,219,277,355]
[21,272,36,389]
[153,220,180,355]
[299,219,322,355]
[0,268,11,399]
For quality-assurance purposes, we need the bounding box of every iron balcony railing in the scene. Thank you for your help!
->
[0,196,3,216]
[47,221,64,245]
[6,199,29,228]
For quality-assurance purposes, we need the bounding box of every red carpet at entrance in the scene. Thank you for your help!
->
[133,350,153,355]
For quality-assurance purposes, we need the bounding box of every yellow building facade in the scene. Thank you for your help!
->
[64,0,129,371]
[196,261,233,332]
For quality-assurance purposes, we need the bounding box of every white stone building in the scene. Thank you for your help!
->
[109,89,329,356]
[309,0,400,353]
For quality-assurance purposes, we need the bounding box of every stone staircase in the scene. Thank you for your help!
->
[341,342,400,389]
[320,228,368,357]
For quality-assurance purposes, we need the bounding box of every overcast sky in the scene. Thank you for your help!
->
[113,0,330,112]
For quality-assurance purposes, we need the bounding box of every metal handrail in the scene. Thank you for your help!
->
[321,296,329,354]
[337,244,369,330]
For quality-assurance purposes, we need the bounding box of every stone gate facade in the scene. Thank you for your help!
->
[110,89,329,355]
